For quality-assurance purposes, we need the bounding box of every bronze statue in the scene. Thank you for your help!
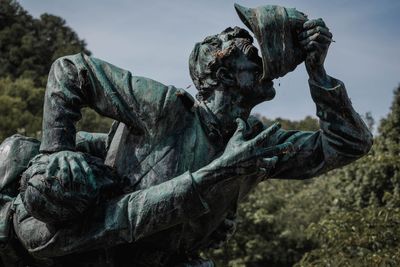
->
[0,4,372,267]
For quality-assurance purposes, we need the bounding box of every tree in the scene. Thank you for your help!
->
[0,77,44,140]
[77,108,114,134]
[0,0,90,86]
[297,206,400,267]
[0,0,111,141]
[298,85,400,266]
[377,85,400,154]
[255,114,320,132]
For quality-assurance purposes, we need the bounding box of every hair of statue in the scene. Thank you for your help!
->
[189,27,254,101]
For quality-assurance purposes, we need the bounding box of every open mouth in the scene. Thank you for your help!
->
[236,39,262,64]
[238,41,265,81]
[236,39,273,85]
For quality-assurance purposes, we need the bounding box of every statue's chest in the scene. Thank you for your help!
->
[105,119,219,192]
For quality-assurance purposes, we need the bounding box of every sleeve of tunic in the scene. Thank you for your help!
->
[40,53,187,153]
[267,77,373,180]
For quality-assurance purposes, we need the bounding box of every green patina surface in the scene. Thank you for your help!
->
[0,4,372,267]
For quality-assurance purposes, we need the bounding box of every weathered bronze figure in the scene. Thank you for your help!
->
[0,4,372,267]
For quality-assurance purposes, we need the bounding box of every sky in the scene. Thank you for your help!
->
[19,0,400,123]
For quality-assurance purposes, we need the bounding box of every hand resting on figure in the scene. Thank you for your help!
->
[20,151,112,224]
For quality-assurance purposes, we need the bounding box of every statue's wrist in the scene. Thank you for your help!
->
[192,159,229,190]
[307,65,333,88]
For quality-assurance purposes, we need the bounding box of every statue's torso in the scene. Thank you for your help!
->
[105,109,219,193]
[102,97,265,259]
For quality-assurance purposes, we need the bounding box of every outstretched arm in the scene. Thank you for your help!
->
[267,18,373,179]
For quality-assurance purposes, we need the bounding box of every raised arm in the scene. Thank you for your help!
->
[39,54,192,195]
[268,77,372,180]
[40,53,184,153]
[266,18,373,179]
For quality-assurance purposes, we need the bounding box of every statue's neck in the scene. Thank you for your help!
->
[203,90,252,140]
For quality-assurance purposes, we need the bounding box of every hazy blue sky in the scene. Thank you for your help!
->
[19,0,400,122]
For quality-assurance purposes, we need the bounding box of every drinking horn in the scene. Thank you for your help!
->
[234,4,308,80]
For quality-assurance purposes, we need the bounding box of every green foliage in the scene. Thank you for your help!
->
[0,0,90,86]
[0,0,111,141]
[256,114,320,132]
[377,85,400,154]
[298,207,400,267]
[0,77,112,141]
[321,150,400,210]
[77,108,113,133]
[0,77,44,140]
[207,180,317,267]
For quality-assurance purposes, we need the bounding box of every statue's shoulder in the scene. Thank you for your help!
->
[66,54,196,114]
[131,76,195,119]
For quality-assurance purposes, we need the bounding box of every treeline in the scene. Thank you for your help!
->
[0,0,111,141]
[2,1,400,266]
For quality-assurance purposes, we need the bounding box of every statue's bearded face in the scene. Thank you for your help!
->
[189,27,275,104]
[223,37,276,104]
